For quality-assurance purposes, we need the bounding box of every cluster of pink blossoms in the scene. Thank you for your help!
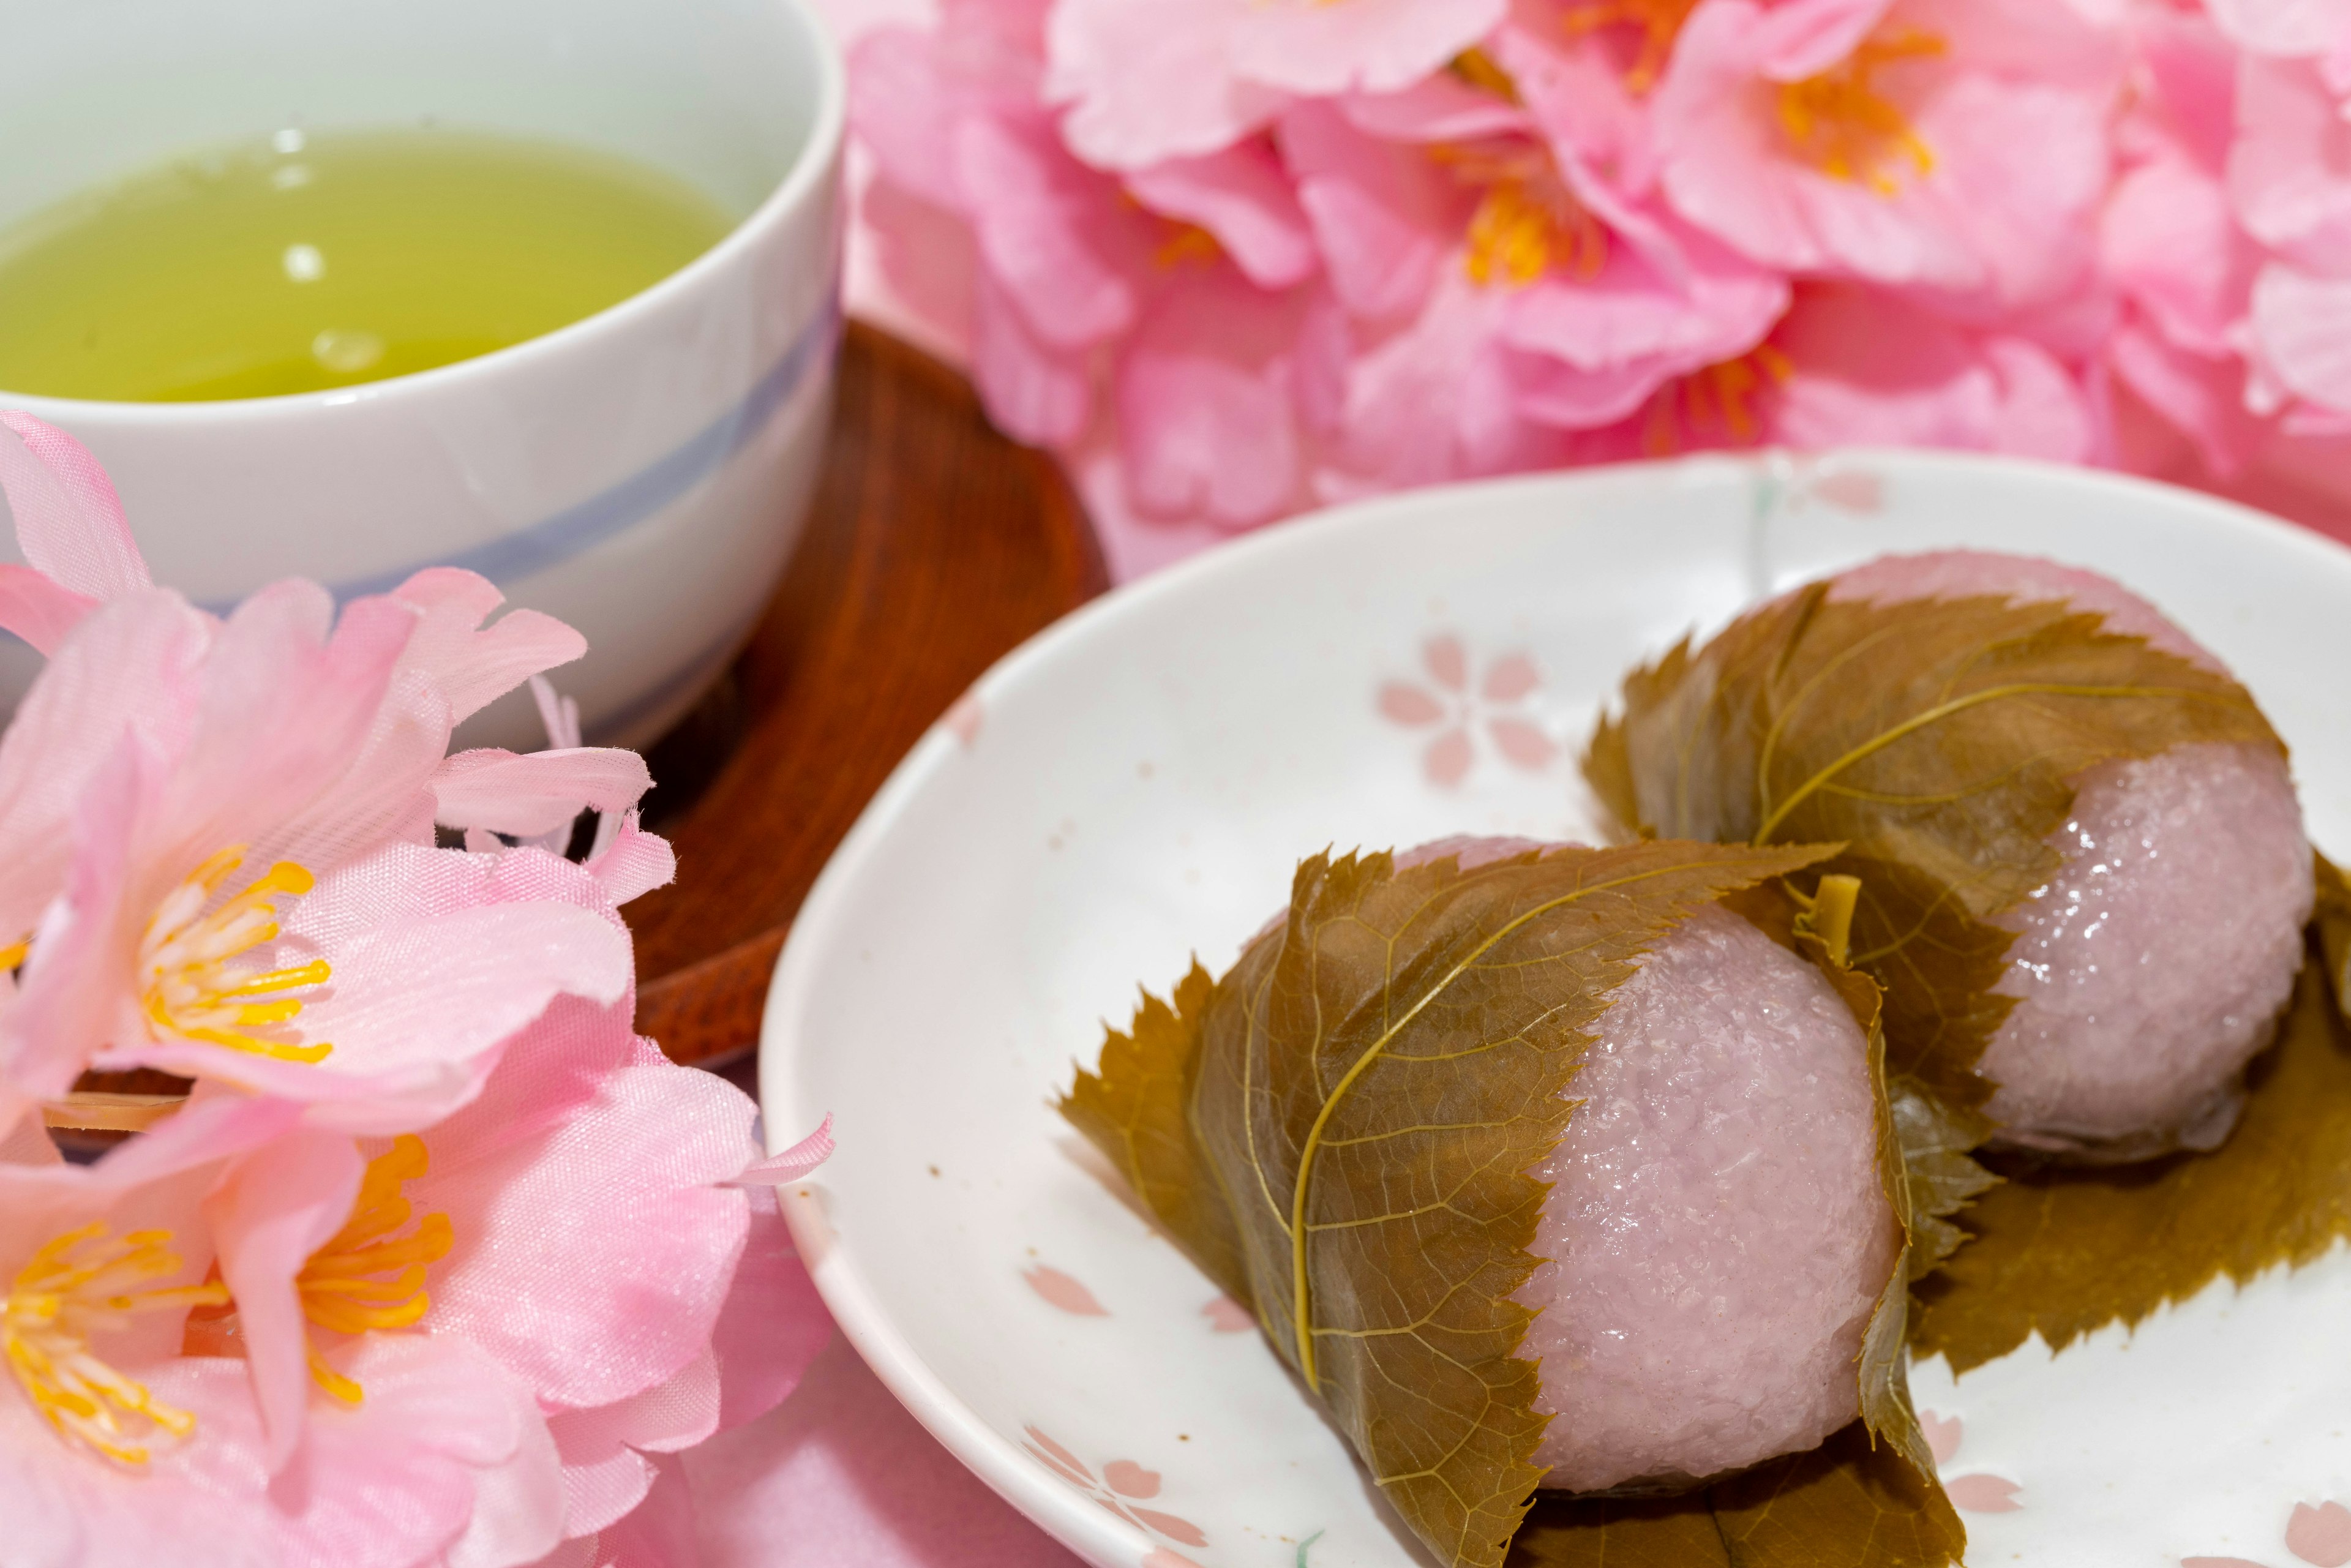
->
[0,414,829,1568]
[852,0,2351,565]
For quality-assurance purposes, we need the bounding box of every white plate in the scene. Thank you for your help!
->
[760,450,2351,1568]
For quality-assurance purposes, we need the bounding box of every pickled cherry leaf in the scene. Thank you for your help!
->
[1584,584,2282,1114]
[1061,960,1251,1301]
[1063,839,1835,1568]
[1509,1422,1963,1568]
[1910,932,2351,1375]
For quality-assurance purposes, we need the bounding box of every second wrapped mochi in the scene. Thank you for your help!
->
[1829,553,2314,1157]
[1587,547,2309,1163]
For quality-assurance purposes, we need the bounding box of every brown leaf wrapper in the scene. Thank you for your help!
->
[1584,584,2282,1122]
[1509,1424,1962,1568]
[1911,865,2351,1373]
[1066,841,1964,1568]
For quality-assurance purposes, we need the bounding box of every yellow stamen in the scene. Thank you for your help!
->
[4,1222,228,1463]
[138,847,333,1063]
[1438,143,1609,288]
[1563,0,1700,93]
[1641,343,1793,454]
[1152,223,1220,270]
[296,1136,453,1405]
[0,938,29,971]
[1449,47,1521,102]
[1775,29,1944,193]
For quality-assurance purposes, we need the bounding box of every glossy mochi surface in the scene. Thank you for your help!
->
[1517,904,1896,1491]
[1831,551,2314,1156]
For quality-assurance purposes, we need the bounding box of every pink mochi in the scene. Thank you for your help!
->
[1828,551,2314,1157]
[1395,839,1898,1493]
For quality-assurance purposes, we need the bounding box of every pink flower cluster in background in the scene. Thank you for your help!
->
[849,0,2351,577]
[0,415,831,1568]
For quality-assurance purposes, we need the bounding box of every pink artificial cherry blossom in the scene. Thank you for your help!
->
[1277,59,1787,486]
[851,6,1339,525]
[1043,0,1505,170]
[1649,0,2121,317]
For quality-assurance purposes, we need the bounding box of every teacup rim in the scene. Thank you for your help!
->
[0,0,847,424]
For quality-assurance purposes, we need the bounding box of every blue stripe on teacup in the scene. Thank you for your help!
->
[192,296,841,613]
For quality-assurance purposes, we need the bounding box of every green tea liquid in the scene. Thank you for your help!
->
[0,128,736,402]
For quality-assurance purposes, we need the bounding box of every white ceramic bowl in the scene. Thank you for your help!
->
[0,0,845,748]
[762,451,2351,1568]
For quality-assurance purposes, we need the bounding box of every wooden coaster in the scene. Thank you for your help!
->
[628,324,1108,1068]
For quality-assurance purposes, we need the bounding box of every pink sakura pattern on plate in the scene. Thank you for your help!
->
[943,689,984,748]
[2185,1498,2351,1567]
[2290,1501,2351,1567]
[1201,1295,1254,1333]
[1022,1263,1110,1316]
[1753,454,1889,519]
[1022,1426,1210,1550]
[1914,1409,2023,1514]
[1377,634,1558,789]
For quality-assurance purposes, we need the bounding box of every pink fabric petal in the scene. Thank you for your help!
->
[1769,285,2096,461]
[970,270,1097,446]
[708,1193,830,1433]
[587,816,678,909]
[417,1013,760,1412]
[431,747,656,837]
[954,113,1146,351]
[1046,0,1289,170]
[1116,270,1310,525]
[1750,0,1895,82]
[0,563,99,655]
[2206,0,2351,56]
[1501,223,1789,429]
[727,1116,837,1188]
[121,896,634,1129]
[2251,262,2351,418]
[591,1454,700,1568]
[849,23,1041,212]
[1492,21,1657,197]
[1124,143,1319,290]
[206,1128,367,1472]
[154,583,414,893]
[2106,311,2262,477]
[1228,0,1507,97]
[2231,53,2351,265]
[0,411,149,599]
[287,1335,565,1568]
[686,1334,1087,1568]
[1280,100,1469,320]
[389,569,588,725]
[2102,151,2253,359]
[0,588,208,949]
[1338,73,1532,145]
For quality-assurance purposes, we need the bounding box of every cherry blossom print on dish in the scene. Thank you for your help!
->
[1915,1407,2024,1515]
[1023,1262,1111,1316]
[1021,1425,1211,1549]
[1376,632,1558,787]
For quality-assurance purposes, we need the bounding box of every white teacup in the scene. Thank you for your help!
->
[0,0,845,748]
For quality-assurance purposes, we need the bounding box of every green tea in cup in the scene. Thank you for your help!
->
[0,127,735,402]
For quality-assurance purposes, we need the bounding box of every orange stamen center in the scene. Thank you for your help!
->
[296,1136,452,1405]
[1643,343,1794,454]
[1564,0,1701,93]
[1774,29,1944,193]
[5,1223,227,1463]
[139,847,332,1063]
[1438,145,1609,288]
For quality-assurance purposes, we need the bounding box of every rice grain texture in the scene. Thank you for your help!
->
[1516,905,1896,1491]
[1830,551,2313,1155]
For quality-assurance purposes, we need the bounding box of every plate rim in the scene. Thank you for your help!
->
[756,446,2351,1567]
